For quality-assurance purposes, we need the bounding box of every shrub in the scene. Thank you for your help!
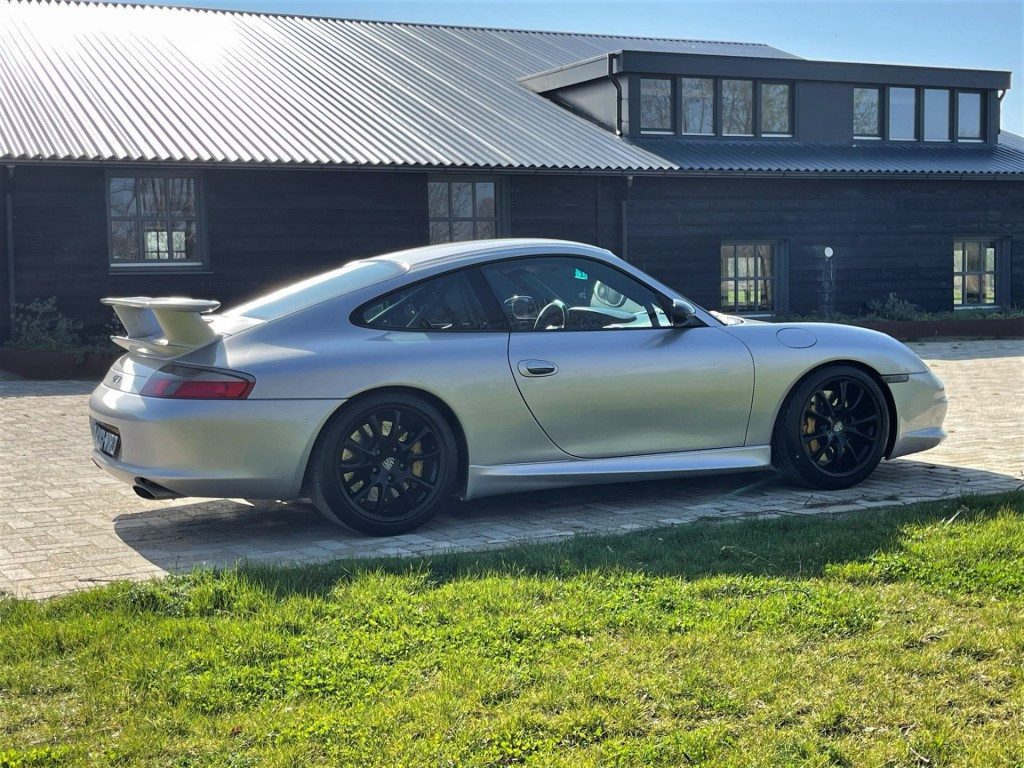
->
[863,292,922,321]
[5,297,120,355]
[8,297,85,353]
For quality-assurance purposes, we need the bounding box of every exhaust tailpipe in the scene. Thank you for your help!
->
[133,477,182,501]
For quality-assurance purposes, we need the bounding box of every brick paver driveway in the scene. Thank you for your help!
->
[1,340,1022,599]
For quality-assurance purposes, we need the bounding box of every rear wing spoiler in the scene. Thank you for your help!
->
[102,297,221,359]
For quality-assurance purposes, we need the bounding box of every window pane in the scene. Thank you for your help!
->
[429,221,450,244]
[109,177,138,217]
[756,243,774,277]
[760,83,791,135]
[965,241,981,272]
[738,280,755,310]
[757,280,773,312]
[984,274,995,304]
[953,275,963,305]
[736,244,754,277]
[451,182,473,218]
[475,220,496,239]
[167,178,196,216]
[953,241,963,272]
[452,221,474,242]
[721,280,734,307]
[964,274,981,305]
[361,271,496,331]
[474,182,495,217]
[958,92,982,139]
[139,178,167,216]
[680,77,714,134]
[143,223,169,260]
[722,80,753,135]
[427,181,449,218]
[170,220,196,260]
[923,89,950,141]
[853,88,880,137]
[110,221,138,262]
[888,87,917,140]
[721,244,735,273]
[640,78,673,132]
[985,243,996,272]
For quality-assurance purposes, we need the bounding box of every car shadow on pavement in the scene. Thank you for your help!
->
[112,458,1023,577]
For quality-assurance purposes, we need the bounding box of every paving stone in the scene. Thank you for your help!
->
[1,341,1022,599]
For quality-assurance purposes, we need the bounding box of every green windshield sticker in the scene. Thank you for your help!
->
[574,268,589,280]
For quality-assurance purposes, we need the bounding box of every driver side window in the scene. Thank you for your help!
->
[481,257,670,331]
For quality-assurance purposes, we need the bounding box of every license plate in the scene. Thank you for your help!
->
[91,420,121,458]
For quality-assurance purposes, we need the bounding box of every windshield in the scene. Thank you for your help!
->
[225,260,407,321]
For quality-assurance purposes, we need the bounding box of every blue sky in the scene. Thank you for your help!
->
[121,0,1024,135]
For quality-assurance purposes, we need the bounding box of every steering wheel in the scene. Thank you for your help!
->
[534,299,568,331]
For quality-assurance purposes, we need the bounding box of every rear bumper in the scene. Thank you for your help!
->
[887,371,948,460]
[89,384,344,499]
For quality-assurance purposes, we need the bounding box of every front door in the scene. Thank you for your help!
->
[481,256,755,459]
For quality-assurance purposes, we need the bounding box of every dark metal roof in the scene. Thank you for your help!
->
[631,133,1024,177]
[0,0,794,170]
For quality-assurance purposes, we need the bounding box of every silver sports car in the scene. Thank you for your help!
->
[90,238,948,535]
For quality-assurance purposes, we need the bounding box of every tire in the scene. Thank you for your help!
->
[308,392,459,535]
[772,365,890,490]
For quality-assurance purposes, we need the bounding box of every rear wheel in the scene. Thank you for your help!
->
[309,393,458,535]
[772,365,890,490]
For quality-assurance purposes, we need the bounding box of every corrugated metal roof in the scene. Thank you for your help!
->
[0,0,796,170]
[632,133,1024,176]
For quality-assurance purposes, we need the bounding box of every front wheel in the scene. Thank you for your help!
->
[308,393,459,535]
[772,365,890,490]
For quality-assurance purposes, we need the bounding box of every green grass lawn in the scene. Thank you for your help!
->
[3,492,1024,767]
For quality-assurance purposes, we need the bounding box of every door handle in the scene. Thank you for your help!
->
[517,359,558,377]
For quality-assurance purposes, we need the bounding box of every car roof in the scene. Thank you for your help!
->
[369,238,616,272]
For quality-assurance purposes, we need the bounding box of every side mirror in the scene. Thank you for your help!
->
[669,299,697,328]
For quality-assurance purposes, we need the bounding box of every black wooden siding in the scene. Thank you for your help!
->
[0,164,1020,336]
[2,166,427,333]
[627,177,1024,315]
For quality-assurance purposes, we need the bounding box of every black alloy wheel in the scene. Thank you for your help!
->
[773,365,890,490]
[309,393,458,535]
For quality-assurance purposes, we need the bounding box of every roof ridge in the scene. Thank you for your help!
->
[11,0,784,50]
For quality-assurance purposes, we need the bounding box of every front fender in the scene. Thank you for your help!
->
[721,322,932,446]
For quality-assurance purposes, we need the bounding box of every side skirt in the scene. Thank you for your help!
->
[465,445,772,500]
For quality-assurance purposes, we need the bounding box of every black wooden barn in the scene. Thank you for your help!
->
[1,0,1022,334]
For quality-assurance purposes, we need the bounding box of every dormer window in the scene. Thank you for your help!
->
[957,92,983,140]
[760,83,792,136]
[680,77,715,135]
[924,89,950,141]
[639,78,674,133]
[853,88,882,138]
[722,79,754,136]
[888,87,917,140]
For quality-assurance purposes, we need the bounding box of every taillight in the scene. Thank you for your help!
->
[141,365,255,400]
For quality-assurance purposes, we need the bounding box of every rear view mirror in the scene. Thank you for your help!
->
[669,299,697,328]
